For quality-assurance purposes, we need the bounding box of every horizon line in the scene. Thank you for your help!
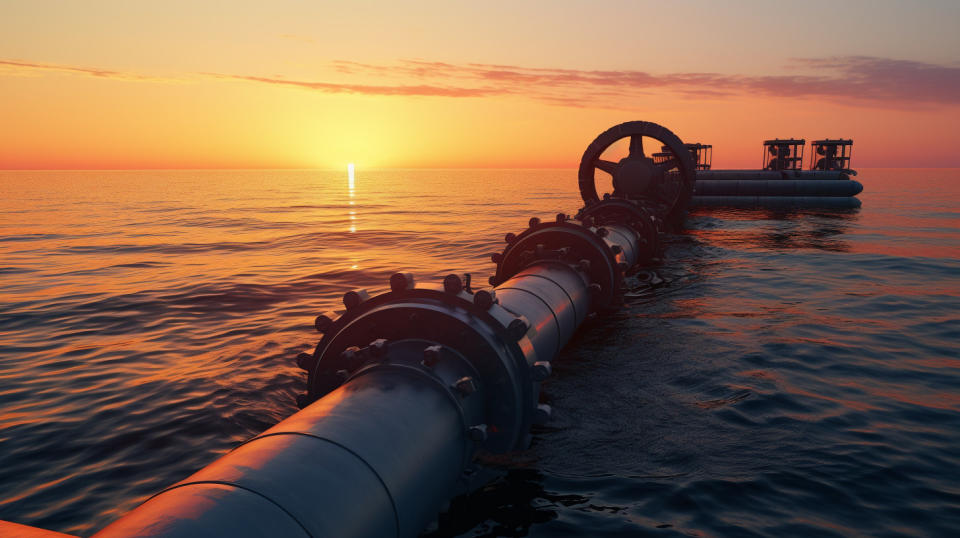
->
[2,166,958,172]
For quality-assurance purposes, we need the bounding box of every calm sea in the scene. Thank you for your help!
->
[1,169,958,537]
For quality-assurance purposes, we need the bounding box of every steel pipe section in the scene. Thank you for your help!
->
[496,262,592,363]
[96,340,482,538]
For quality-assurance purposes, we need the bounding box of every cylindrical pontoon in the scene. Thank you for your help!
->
[695,179,863,197]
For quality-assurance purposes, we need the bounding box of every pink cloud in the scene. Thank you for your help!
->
[330,57,960,106]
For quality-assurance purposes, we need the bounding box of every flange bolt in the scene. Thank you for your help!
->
[490,252,503,264]
[314,313,335,333]
[343,289,370,310]
[531,361,552,381]
[389,272,415,292]
[556,213,567,223]
[534,403,552,424]
[507,317,529,340]
[468,424,488,442]
[296,352,315,371]
[578,259,591,273]
[367,338,389,358]
[474,290,496,310]
[443,274,463,294]
[505,232,517,244]
[422,345,442,369]
[453,376,477,397]
[528,217,541,228]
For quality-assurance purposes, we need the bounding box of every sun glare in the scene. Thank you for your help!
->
[347,162,357,234]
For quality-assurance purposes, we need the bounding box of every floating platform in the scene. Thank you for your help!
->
[679,135,862,208]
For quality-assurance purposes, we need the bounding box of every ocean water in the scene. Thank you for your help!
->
[0,168,958,537]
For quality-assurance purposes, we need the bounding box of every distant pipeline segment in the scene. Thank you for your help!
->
[692,176,864,208]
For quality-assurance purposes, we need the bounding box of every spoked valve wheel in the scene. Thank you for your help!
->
[577,121,696,224]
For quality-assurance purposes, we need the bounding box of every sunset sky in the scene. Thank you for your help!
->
[2,1,959,169]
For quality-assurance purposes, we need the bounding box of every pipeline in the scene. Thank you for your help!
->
[692,177,864,209]
[1,121,696,538]
[696,170,855,181]
[692,170,863,208]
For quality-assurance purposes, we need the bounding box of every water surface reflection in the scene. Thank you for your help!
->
[0,169,958,536]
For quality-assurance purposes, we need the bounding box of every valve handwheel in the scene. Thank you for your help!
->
[578,121,696,222]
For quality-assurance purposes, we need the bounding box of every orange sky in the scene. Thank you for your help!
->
[2,1,959,169]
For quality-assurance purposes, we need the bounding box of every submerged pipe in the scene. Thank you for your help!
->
[96,363,473,537]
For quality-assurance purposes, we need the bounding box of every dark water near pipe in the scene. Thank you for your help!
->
[1,169,958,537]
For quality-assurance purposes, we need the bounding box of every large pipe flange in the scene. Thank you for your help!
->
[303,282,537,453]
[576,198,661,262]
[489,219,623,310]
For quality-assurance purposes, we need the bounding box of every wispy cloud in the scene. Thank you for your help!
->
[204,73,505,98]
[0,59,168,82]
[3,56,958,108]
[0,58,503,97]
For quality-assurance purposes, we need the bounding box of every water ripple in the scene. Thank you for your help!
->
[1,169,958,536]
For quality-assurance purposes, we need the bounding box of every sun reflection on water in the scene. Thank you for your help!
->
[348,163,356,234]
